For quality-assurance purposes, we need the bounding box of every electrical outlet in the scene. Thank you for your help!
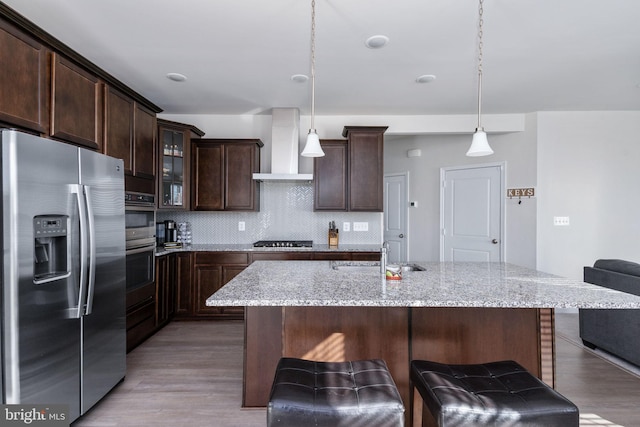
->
[343,222,350,232]
[353,222,369,231]
[238,221,245,231]
[553,216,570,226]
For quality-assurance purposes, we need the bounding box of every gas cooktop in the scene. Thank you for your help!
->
[253,240,313,248]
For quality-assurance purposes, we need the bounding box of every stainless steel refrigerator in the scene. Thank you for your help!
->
[1,129,126,422]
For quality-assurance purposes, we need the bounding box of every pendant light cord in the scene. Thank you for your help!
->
[476,0,484,129]
[310,0,316,130]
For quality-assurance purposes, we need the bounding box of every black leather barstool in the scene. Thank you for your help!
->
[410,359,579,427]
[267,357,405,426]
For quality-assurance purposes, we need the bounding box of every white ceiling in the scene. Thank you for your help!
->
[4,0,640,116]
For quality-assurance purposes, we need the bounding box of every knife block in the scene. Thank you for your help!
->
[328,230,339,248]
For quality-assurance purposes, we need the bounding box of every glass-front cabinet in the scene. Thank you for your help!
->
[161,129,186,208]
[157,119,205,211]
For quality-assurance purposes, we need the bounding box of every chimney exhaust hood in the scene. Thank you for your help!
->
[253,108,313,181]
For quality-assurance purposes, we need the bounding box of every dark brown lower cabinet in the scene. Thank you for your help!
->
[174,250,378,321]
[191,252,250,319]
[155,253,176,329]
[125,282,156,353]
[175,252,193,317]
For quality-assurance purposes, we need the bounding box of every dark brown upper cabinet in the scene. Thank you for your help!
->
[191,139,262,211]
[0,20,48,133]
[345,126,387,212]
[314,126,387,212]
[133,103,156,180]
[50,53,103,150]
[104,86,134,174]
[314,139,348,211]
[104,86,157,194]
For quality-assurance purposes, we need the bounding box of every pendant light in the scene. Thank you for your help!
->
[466,0,494,157]
[301,0,325,157]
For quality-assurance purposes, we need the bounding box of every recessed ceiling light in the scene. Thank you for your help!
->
[416,74,436,84]
[365,35,389,49]
[291,74,309,83]
[166,73,187,82]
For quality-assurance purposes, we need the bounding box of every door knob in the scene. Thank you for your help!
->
[399,234,404,238]
[492,239,499,244]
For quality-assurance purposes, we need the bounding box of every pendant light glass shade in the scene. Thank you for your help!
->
[301,129,324,157]
[466,0,493,157]
[466,128,493,157]
[301,0,324,157]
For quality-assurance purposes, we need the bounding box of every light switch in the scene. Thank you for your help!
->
[553,217,570,226]
[353,222,369,231]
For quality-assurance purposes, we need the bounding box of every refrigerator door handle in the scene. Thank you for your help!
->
[84,185,96,315]
[70,184,88,319]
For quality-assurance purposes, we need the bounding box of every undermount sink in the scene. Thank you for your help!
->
[332,264,380,272]
[399,264,426,272]
[331,261,425,272]
[331,261,378,272]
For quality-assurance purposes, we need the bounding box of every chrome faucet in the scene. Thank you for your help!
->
[380,241,390,274]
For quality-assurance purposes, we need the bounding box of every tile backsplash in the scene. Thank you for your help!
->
[156,181,382,245]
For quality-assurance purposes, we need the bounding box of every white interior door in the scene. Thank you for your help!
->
[384,173,408,262]
[441,164,503,262]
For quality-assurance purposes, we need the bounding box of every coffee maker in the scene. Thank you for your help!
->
[164,220,177,244]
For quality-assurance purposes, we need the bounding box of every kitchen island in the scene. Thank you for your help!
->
[206,261,640,425]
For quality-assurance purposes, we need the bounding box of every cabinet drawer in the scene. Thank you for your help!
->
[126,298,155,329]
[195,251,249,265]
[251,252,313,261]
[351,252,380,261]
[126,314,155,353]
[126,281,155,310]
[313,252,351,261]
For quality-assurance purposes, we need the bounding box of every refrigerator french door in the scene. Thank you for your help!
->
[1,129,126,422]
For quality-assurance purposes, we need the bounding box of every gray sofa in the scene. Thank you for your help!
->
[579,259,640,367]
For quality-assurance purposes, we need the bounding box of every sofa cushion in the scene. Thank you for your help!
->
[593,259,640,277]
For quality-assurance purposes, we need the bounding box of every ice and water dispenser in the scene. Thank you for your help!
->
[33,215,71,284]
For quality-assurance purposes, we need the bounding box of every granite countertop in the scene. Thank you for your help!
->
[205,260,640,309]
[155,243,381,256]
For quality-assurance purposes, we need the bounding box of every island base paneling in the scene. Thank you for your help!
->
[283,306,410,423]
[410,307,555,427]
[243,306,283,408]
[243,306,555,427]
[411,307,553,384]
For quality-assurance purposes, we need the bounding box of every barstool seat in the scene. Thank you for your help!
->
[410,359,579,426]
[268,357,405,427]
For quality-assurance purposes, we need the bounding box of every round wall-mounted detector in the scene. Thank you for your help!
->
[166,73,187,82]
[291,74,309,83]
[416,74,436,83]
[365,35,389,49]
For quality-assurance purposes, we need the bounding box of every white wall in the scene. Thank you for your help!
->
[536,111,640,279]
[384,116,537,266]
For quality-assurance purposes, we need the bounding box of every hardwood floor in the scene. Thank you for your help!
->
[555,312,640,426]
[74,321,266,427]
[73,314,640,426]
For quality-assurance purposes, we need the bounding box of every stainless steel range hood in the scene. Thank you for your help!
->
[253,108,313,181]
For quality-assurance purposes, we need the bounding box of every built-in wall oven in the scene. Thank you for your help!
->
[125,192,156,292]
